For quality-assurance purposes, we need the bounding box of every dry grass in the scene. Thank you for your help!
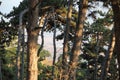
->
[41,59,53,66]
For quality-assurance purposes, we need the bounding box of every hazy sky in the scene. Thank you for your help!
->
[0,0,23,14]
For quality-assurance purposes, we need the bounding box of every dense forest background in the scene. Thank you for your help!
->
[0,0,120,80]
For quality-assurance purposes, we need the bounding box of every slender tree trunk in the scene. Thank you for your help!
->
[37,13,49,56]
[100,28,115,80]
[111,1,120,79]
[68,0,88,80]
[16,17,23,80]
[21,29,25,80]
[27,0,39,80]
[94,32,102,80]
[19,9,28,80]
[62,0,73,79]
[52,7,57,79]
[16,52,20,80]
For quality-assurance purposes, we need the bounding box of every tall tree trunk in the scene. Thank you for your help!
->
[68,0,88,80]
[21,29,25,80]
[52,7,57,79]
[94,32,102,80]
[111,0,120,79]
[16,20,22,80]
[27,0,39,80]
[27,31,39,80]
[100,28,115,80]
[19,9,28,80]
[62,0,73,79]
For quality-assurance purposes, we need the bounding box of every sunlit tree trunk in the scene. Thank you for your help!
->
[27,0,39,80]
[100,28,115,80]
[62,0,73,79]
[27,31,39,80]
[68,0,88,80]
[111,0,120,79]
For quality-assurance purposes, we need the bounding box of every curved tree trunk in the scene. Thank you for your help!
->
[111,0,120,79]
[37,14,48,56]
[68,0,88,80]
[52,7,57,79]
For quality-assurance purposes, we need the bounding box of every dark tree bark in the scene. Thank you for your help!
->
[62,0,73,79]
[68,0,88,80]
[111,0,120,79]
[94,32,102,80]
[27,0,40,80]
[16,18,23,80]
[37,13,49,56]
[100,28,115,80]
[19,9,28,80]
[52,7,57,79]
